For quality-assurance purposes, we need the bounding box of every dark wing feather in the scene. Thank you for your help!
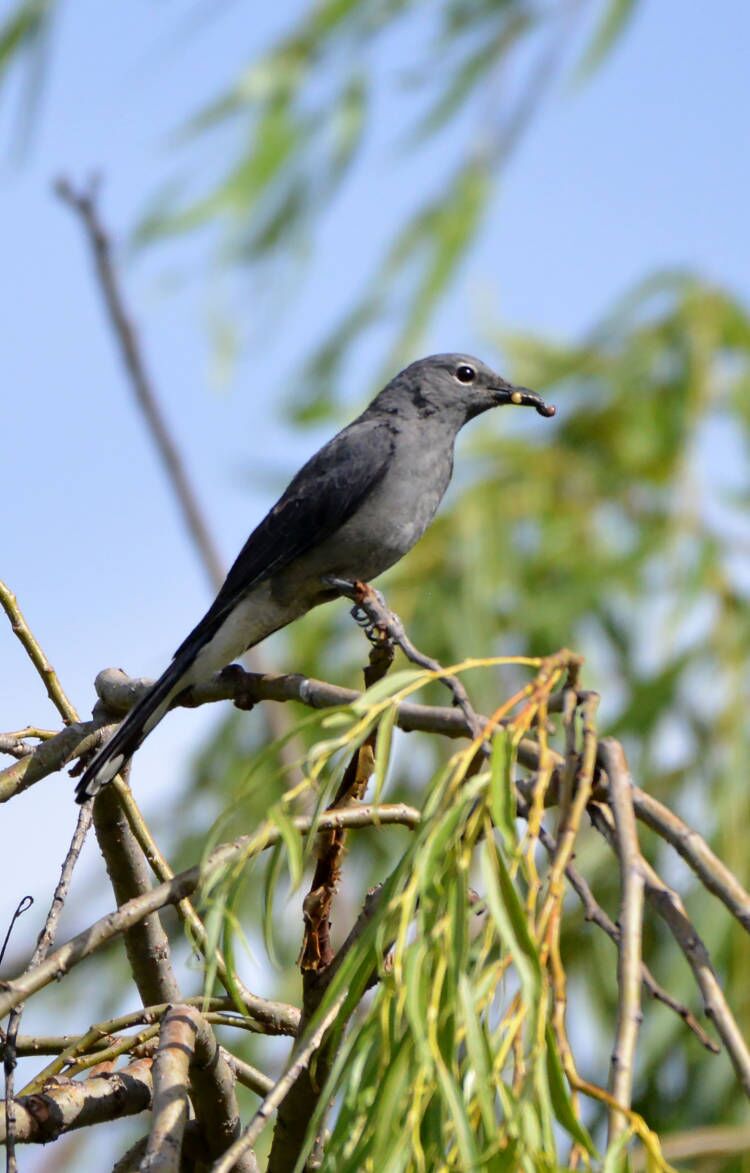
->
[174,416,395,657]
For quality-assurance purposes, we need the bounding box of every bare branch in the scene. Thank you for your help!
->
[631,785,750,933]
[0,805,420,1021]
[0,581,77,724]
[600,739,645,1145]
[0,1058,153,1144]
[17,997,297,1098]
[189,1013,257,1172]
[590,803,750,1099]
[141,1006,198,1173]
[54,179,225,590]
[0,661,549,804]
[213,999,345,1173]
[112,778,268,1014]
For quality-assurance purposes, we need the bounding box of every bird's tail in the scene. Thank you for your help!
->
[75,655,192,803]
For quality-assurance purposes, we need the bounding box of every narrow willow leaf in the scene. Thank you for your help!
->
[544,1024,597,1155]
[373,702,397,803]
[269,802,304,889]
[435,1058,482,1168]
[490,728,518,845]
[261,839,285,968]
[574,0,639,81]
[351,667,429,710]
[201,893,227,1001]
[458,974,496,1137]
[481,840,541,992]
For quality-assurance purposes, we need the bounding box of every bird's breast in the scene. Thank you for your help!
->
[298,434,454,584]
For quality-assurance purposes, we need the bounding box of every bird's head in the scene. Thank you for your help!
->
[372,353,555,427]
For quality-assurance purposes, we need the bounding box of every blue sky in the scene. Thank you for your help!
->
[1,2,748,1139]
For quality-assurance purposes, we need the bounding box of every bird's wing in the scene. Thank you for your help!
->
[174,416,395,657]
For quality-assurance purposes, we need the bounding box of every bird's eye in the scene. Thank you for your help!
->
[455,365,476,384]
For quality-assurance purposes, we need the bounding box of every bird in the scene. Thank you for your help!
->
[75,353,555,801]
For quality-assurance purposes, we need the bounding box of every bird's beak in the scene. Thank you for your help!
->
[494,383,556,418]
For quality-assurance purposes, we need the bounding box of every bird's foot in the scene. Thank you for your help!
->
[322,577,389,645]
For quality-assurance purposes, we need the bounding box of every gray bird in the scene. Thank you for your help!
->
[76,354,554,801]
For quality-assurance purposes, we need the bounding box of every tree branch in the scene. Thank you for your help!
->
[0,805,420,1021]
[600,739,645,1145]
[0,1059,153,1144]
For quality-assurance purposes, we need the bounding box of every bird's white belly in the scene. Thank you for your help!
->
[186,583,302,684]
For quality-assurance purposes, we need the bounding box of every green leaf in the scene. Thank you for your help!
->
[545,1024,597,1156]
[490,728,518,846]
[480,839,541,997]
[574,0,639,81]
[372,703,397,803]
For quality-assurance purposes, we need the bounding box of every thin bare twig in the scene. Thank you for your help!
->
[539,836,718,1053]
[0,581,78,724]
[54,175,294,761]
[111,777,267,1013]
[0,585,95,1171]
[214,999,345,1173]
[631,785,750,933]
[590,803,750,1100]
[54,179,224,589]
[600,739,645,1145]
[17,997,295,1098]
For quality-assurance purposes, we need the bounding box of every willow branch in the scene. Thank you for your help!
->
[0,805,419,1021]
[0,1059,153,1144]
[141,1006,198,1173]
[0,662,547,804]
[631,785,750,933]
[0,581,77,724]
[590,803,750,1099]
[600,739,645,1145]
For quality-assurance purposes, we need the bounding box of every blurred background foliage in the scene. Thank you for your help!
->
[3,0,750,1165]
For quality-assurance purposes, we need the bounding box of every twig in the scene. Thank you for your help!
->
[0,662,554,804]
[189,1013,257,1172]
[54,179,224,589]
[17,997,297,1097]
[0,729,55,760]
[630,785,750,933]
[0,899,33,971]
[0,581,77,724]
[268,885,387,1169]
[112,777,268,1014]
[54,175,294,759]
[299,633,393,973]
[212,999,345,1173]
[222,1052,274,1098]
[538,835,718,1053]
[3,789,92,1172]
[590,803,750,1099]
[0,805,420,1020]
[600,739,645,1145]
[91,779,181,1008]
